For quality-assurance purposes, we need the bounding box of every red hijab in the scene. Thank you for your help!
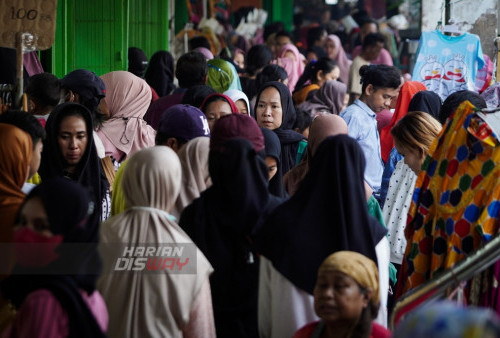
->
[380,81,426,162]
[200,93,239,113]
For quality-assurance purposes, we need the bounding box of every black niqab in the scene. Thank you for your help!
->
[257,135,387,294]
[179,138,282,337]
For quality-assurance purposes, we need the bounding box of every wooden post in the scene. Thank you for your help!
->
[15,32,24,110]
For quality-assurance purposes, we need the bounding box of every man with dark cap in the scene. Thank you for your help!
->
[60,69,108,130]
[128,47,148,78]
[156,104,210,152]
[60,69,108,159]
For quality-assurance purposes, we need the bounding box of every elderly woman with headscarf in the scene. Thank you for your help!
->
[297,80,348,118]
[98,146,215,338]
[97,71,156,165]
[255,81,305,175]
[257,135,389,338]
[1,177,108,337]
[179,114,283,338]
[293,251,391,338]
[144,51,176,98]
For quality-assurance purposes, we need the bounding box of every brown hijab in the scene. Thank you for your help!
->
[283,115,347,196]
[0,123,32,275]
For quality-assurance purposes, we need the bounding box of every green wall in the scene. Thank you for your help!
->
[263,0,293,31]
[45,0,295,77]
[47,0,170,78]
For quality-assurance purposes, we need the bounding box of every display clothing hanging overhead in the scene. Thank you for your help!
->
[412,30,484,101]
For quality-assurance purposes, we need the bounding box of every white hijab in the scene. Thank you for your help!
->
[224,89,250,114]
[173,137,212,219]
[98,146,213,338]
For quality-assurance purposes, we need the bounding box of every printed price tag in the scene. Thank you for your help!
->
[0,0,57,50]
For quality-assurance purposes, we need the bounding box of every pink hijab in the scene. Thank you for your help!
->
[275,43,305,92]
[97,71,156,161]
[325,34,351,86]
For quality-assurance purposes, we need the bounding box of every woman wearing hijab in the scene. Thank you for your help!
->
[297,80,348,118]
[98,146,215,338]
[179,114,283,338]
[275,43,305,93]
[407,90,442,119]
[200,93,239,131]
[324,34,351,85]
[206,58,242,93]
[257,135,389,338]
[1,177,107,337]
[224,89,251,115]
[97,71,156,164]
[283,114,348,196]
[172,137,212,219]
[261,128,286,198]
[255,81,305,175]
[294,251,391,338]
[380,89,442,198]
[0,124,32,277]
[39,102,109,239]
[379,81,426,163]
[144,50,176,97]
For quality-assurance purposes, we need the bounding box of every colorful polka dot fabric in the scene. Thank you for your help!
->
[400,101,500,294]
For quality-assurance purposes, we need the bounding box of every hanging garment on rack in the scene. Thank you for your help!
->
[412,30,484,101]
[399,101,500,295]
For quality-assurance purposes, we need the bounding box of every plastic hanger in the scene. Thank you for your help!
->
[441,20,462,36]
